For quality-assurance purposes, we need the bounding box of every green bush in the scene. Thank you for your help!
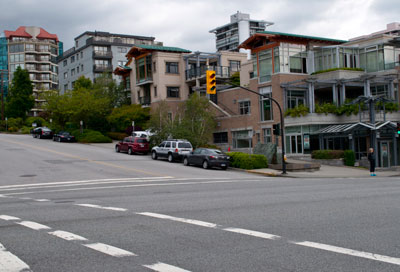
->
[343,150,355,166]
[315,103,338,115]
[107,132,128,140]
[311,67,364,75]
[311,150,344,159]
[6,118,24,129]
[7,127,19,132]
[71,129,112,143]
[20,126,32,134]
[25,117,48,127]
[285,105,309,117]
[228,152,268,169]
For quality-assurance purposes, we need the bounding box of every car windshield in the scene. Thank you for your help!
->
[210,149,223,155]
[178,142,192,148]
[42,128,51,132]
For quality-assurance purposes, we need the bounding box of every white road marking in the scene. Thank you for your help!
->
[48,230,88,241]
[34,199,50,202]
[143,262,191,272]
[137,212,218,228]
[0,194,9,198]
[293,241,400,266]
[84,243,136,257]
[75,204,127,212]
[223,228,281,240]
[0,215,20,221]
[19,197,32,200]
[4,180,241,196]
[0,176,175,191]
[17,221,51,230]
[0,242,32,272]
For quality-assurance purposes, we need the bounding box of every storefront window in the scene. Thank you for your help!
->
[232,130,252,148]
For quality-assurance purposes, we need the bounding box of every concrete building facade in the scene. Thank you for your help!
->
[57,31,158,93]
[2,26,61,116]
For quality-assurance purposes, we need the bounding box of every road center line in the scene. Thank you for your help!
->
[143,262,191,272]
[48,230,88,241]
[293,241,400,266]
[17,221,51,230]
[75,204,128,212]
[84,243,136,257]
[0,242,32,272]
[223,228,281,240]
[137,212,218,228]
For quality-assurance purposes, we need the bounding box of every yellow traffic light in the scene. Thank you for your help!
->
[206,70,216,94]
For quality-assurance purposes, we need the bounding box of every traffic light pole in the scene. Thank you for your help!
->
[226,83,286,174]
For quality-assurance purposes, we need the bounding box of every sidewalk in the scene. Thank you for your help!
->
[247,159,400,178]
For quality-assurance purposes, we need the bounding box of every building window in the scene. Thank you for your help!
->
[63,60,67,67]
[64,84,68,92]
[81,64,84,71]
[287,90,306,109]
[72,81,76,89]
[166,62,179,74]
[167,86,180,98]
[76,54,79,61]
[9,54,24,63]
[154,86,157,97]
[71,55,75,63]
[263,128,272,143]
[239,100,251,115]
[232,130,252,148]
[153,62,156,72]
[258,49,272,83]
[260,86,273,121]
[9,44,24,53]
[80,51,83,58]
[64,72,68,79]
[77,66,80,73]
[118,47,127,53]
[213,132,228,144]
[25,44,34,51]
[118,60,127,66]
[75,41,79,48]
[229,60,241,72]
[71,68,75,76]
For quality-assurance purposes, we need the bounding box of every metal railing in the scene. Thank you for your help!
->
[93,51,112,58]
[93,64,113,72]
[139,96,151,105]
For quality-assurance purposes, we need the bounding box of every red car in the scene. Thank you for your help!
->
[115,136,149,155]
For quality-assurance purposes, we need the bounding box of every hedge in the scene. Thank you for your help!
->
[228,152,268,170]
[343,150,355,166]
[311,150,344,159]
[107,132,129,140]
[71,129,112,143]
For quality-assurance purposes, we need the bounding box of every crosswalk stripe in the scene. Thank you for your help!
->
[84,243,136,257]
[223,228,281,240]
[48,230,88,241]
[75,204,128,211]
[137,212,218,228]
[17,221,51,230]
[0,242,32,272]
[0,215,20,221]
[143,262,191,272]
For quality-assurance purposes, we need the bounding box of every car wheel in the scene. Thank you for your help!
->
[168,153,173,163]
[202,160,209,169]
[128,148,133,155]
[151,151,158,160]
[115,145,120,153]
[53,137,56,141]
[183,157,189,166]
[221,166,227,170]
[58,137,61,142]
[38,134,41,139]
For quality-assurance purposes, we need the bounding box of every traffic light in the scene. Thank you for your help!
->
[273,123,281,136]
[397,122,400,135]
[206,70,216,94]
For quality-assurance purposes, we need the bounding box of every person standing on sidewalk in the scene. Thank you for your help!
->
[368,148,376,176]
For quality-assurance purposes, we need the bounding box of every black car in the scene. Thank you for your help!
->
[32,127,53,139]
[53,131,76,142]
[183,148,230,170]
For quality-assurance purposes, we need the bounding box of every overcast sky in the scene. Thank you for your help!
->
[1,0,399,53]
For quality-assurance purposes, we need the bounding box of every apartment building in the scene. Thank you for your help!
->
[58,31,158,93]
[115,44,247,118]
[209,11,273,52]
[2,26,61,116]
[212,26,400,168]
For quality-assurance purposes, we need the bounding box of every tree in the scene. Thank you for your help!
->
[93,73,131,108]
[107,104,150,132]
[148,100,175,145]
[5,67,34,118]
[42,90,74,130]
[73,76,93,90]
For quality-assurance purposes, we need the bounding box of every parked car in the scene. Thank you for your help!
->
[132,131,153,140]
[115,136,149,155]
[32,127,53,139]
[151,139,193,162]
[183,148,230,170]
[53,131,76,142]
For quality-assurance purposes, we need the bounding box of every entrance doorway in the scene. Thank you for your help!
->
[379,141,392,168]
[286,134,303,154]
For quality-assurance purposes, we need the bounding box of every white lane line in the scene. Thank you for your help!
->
[48,230,88,241]
[34,199,50,202]
[137,212,218,228]
[75,204,127,212]
[0,215,21,221]
[4,180,240,196]
[293,241,400,266]
[19,197,32,200]
[0,194,9,198]
[17,221,51,230]
[0,176,174,190]
[143,262,191,272]
[223,228,281,240]
[84,243,136,257]
[0,242,32,272]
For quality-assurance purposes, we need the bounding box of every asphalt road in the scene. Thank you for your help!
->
[0,134,400,272]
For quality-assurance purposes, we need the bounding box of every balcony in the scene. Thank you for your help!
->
[93,50,112,59]
[136,76,153,86]
[93,64,113,73]
[139,96,151,106]
[185,66,232,81]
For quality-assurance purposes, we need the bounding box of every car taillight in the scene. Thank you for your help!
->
[210,156,216,159]
[175,148,178,152]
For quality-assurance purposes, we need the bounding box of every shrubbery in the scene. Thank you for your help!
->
[343,150,355,166]
[71,129,112,143]
[311,150,344,159]
[228,152,268,170]
[107,132,128,140]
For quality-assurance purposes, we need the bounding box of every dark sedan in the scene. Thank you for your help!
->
[53,131,76,142]
[183,148,230,170]
[32,127,53,139]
